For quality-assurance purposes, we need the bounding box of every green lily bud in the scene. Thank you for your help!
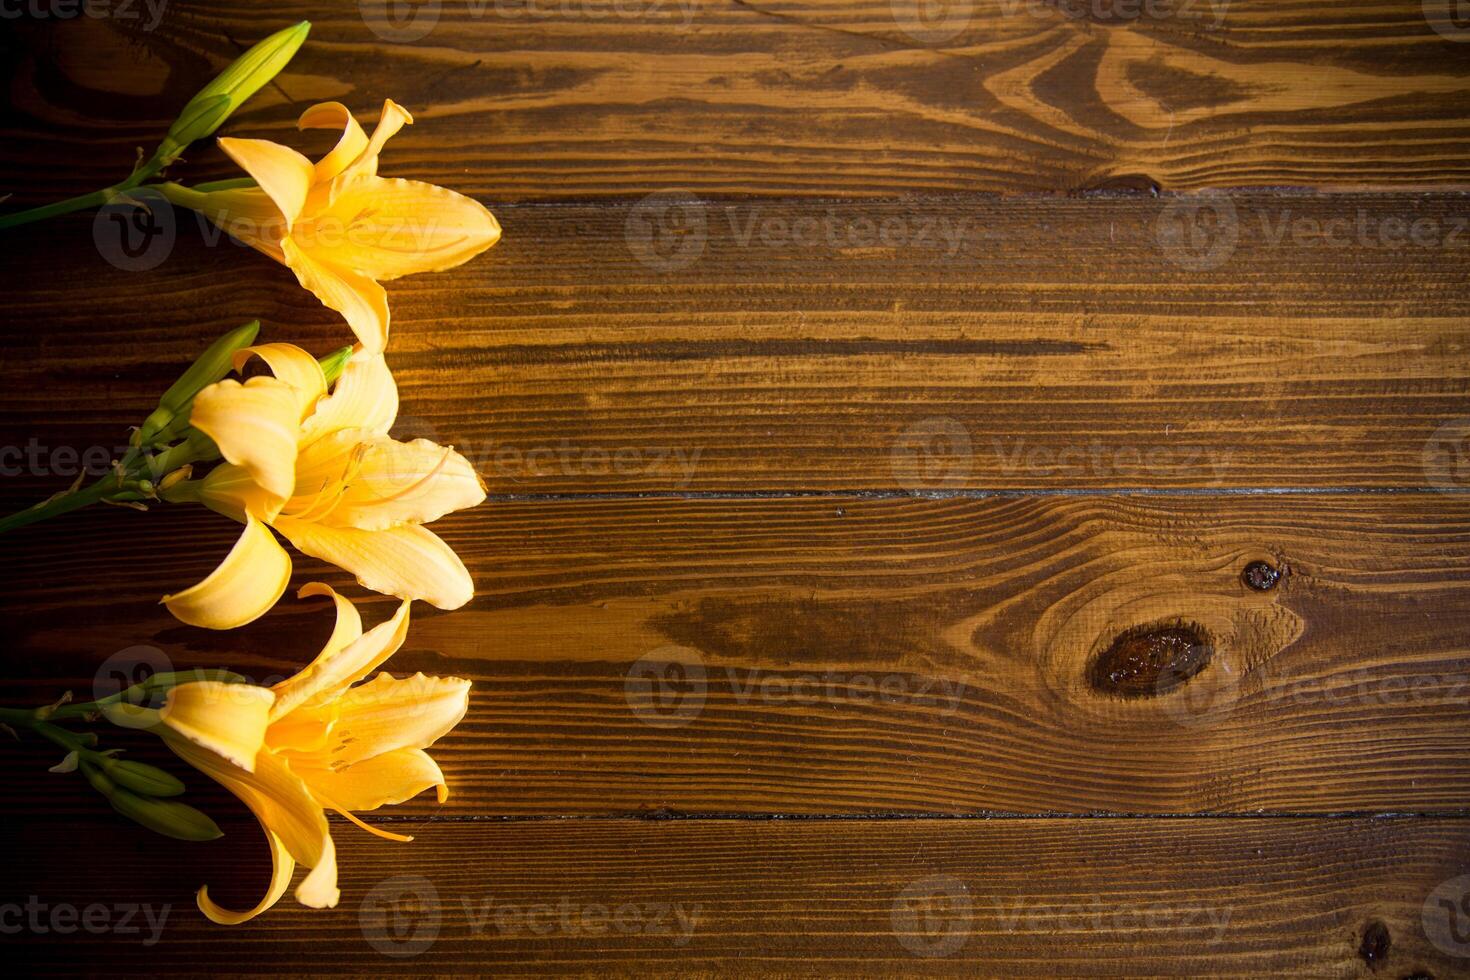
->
[140,321,260,445]
[81,761,223,841]
[319,345,355,386]
[100,756,187,798]
[147,21,311,171]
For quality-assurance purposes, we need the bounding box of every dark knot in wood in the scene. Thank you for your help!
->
[1088,622,1213,698]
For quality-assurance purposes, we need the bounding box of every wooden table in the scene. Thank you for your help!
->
[3,1,1470,975]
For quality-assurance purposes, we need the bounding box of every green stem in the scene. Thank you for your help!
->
[0,474,119,536]
[0,187,114,229]
[0,433,215,537]
[0,163,160,231]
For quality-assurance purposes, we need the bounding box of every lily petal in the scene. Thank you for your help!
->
[302,354,398,442]
[271,598,411,718]
[299,582,365,660]
[162,516,292,629]
[329,436,486,531]
[199,461,287,523]
[272,518,474,610]
[298,101,369,188]
[233,343,328,421]
[282,238,390,354]
[218,136,314,228]
[166,739,338,909]
[159,681,275,772]
[163,183,287,262]
[197,829,295,925]
[308,672,469,767]
[312,175,501,281]
[341,99,413,182]
[295,835,339,909]
[294,747,448,811]
[189,376,301,502]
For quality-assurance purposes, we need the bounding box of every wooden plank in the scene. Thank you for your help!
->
[4,1,1470,202]
[7,815,1470,975]
[4,493,1470,815]
[3,195,1469,492]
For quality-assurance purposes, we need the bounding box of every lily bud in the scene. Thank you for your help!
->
[159,465,193,492]
[147,21,311,171]
[81,761,223,841]
[101,756,187,798]
[140,321,260,445]
[318,345,355,385]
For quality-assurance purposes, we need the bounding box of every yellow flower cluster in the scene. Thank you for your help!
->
[0,22,500,925]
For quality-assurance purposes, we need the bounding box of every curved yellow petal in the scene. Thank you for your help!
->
[162,516,292,629]
[232,343,328,421]
[341,99,413,182]
[298,101,369,187]
[281,238,390,354]
[159,681,275,772]
[298,582,365,660]
[199,461,286,523]
[302,354,398,442]
[189,377,302,502]
[295,747,447,811]
[273,519,474,610]
[308,672,469,767]
[198,829,295,925]
[328,436,485,531]
[166,739,334,900]
[272,598,412,717]
[295,834,339,909]
[310,175,501,281]
[218,136,314,227]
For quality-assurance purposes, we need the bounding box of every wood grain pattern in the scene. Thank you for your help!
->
[9,816,1470,975]
[5,3,1470,973]
[3,195,1470,492]
[4,494,1470,815]
[3,0,1470,203]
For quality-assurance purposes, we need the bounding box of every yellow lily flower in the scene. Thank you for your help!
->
[106,585,470,923]
[161,100,501,353]
[161,343,485,629]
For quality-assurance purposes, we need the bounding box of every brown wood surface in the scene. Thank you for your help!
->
[4,1,1470,975]
[8,816,1470,976]
[3,194,1470,492]
[5,1,1470,200]
[5,494,1470,816]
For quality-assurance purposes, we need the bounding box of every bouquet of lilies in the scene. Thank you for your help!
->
[0,22,499,923]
